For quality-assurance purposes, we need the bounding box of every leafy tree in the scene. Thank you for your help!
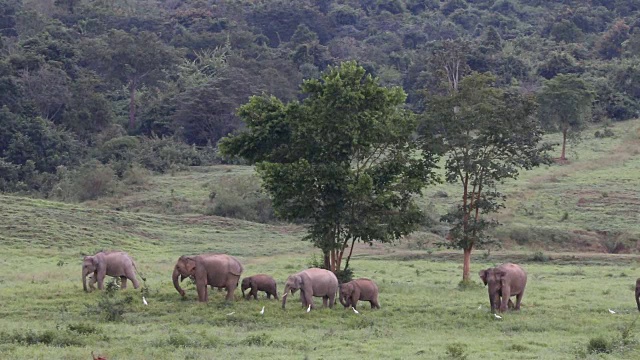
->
[596,19,630,59]
[220,61,437,273]
[86,30,180,131]
[420,73,551,283]
[537,74,594,161]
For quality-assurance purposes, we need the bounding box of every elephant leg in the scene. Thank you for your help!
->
[197,280,208,302]
[515,291,524,311]
[305,292,314,309]
[224,280,235,302]
[323,296,328,308]
[251,287,258,300]
[266,291,271,299]
[371,297,380,309]
[351,296,358,310]
[328,292,336,309]
[88,272,98,290]
[97,270,106,290]
[507,298,515,310]
[120,276,128,289]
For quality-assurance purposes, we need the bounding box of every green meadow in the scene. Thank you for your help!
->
[1,120,640,359]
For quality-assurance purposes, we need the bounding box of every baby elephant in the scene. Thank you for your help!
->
[241,274,279,300]
[339,278,380,310]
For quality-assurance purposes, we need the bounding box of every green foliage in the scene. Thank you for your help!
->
[537,74,594,159]
[221,61,437,271]
[422,72,551,280]
[206,174,275,223]
[587,336,612,354]
[445,343,468,359]
[55,160,117,201]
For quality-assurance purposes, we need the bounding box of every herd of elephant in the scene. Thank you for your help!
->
[81,250,640,313]
[82,251,379,310]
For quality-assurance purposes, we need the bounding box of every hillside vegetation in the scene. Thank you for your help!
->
[1,120,640,358]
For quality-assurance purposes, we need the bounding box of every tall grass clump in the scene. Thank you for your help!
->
[206,174,275,223]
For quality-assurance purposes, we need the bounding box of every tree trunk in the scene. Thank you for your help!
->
[462,247,472,282]
[128,79,137,131]
[560,128,567,160]
[323,251,330,271]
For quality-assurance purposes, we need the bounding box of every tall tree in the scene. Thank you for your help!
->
[220,61,437,275]
[537,74,594,161]
[86,30,180,131]
[420,72,551,283]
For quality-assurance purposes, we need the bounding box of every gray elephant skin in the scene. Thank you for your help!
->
[82,251,143,292]
[282,268,338,310]
[479,263,527,313]
[241,274,279,300]
[339,278,380,310]
[172,254,243,302]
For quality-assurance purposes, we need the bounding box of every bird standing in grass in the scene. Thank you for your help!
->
[260,306,265,315]
[494,313,502,319]
[142,296,148,306]
[608,309,616,314]
[306,304,311,313]
[352,307,360,314]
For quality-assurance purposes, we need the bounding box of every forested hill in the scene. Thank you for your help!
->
[1,0,639,195]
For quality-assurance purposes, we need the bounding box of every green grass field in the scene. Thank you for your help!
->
[1,120,640,359]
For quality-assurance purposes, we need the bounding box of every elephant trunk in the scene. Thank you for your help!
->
[173,268,185,296]
[281,285,291,309]
[339,293,348,308]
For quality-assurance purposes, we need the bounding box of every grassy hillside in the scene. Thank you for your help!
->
[1,120,640,359]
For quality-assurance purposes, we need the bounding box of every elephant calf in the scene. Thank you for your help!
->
[340,278,380,310]
[82,251,143,292]
[242,274,278,300]
[479,263,527,313]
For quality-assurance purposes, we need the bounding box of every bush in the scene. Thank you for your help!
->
[587,336,611,354]
[206,174,275,223]
[137,136,201,173]
[56,161,117,201]
[530,251,550,262]
[445,343,468,359]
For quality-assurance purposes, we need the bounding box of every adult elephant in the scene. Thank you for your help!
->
[339,278,380,310]
[172,254,243,302]
[281,268,338,310]
[82,251,143,292]
[479,263,527,313]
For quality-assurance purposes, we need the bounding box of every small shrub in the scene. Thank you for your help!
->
[136,136,201,173]
[57,160,117,201]
[445,343,468,359]
[242,333,273,346]
[87,290,134,322]
[335,267,354,284]
[559,211,569,222]
[530,251,550,262]
[67,322,100,335]
[121,164,150,186]
[587,336,611,354]
[206,174,275,223]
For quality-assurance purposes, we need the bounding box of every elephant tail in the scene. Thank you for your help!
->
[132,260,147,282]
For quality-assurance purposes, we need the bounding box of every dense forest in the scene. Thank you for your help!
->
[1,0,640,198]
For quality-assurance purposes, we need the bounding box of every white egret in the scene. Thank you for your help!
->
[143,296,148,306]
[260,306,265,315]
[609,309,616,314]
[306,304,311,313]
[494,313,502,319]
[226,312,235,316]
[352,307,360,314]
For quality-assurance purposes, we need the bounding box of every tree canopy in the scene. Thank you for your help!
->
[221,61,438,275]
[421,72,552,282]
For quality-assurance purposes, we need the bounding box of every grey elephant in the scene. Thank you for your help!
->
[281,268,338,310]
[479,263,527,313]
[241,274,278,300]
[82,251,143,292]
[339,278,380,310]
[172,253,243,302]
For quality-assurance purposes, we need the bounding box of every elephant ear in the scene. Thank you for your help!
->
[185,257,197,274]
[479,270,488,286]
[495,270,507,282]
